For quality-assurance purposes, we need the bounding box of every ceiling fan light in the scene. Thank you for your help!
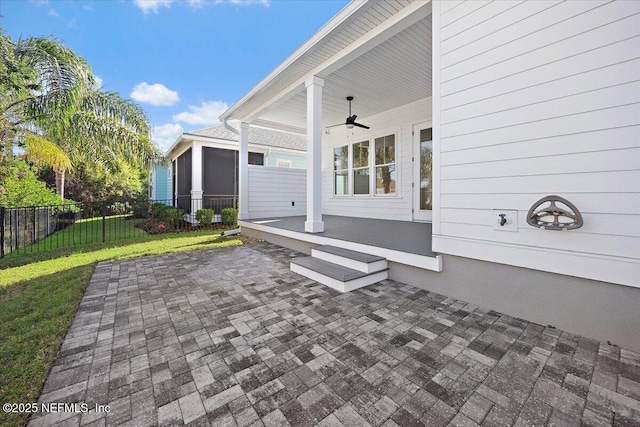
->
[346,123,354,129]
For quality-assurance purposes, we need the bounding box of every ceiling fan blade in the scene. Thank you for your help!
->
[353,122,370,129]
[326,122,347,128]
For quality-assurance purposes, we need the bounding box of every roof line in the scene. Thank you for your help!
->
[219,0,370,122]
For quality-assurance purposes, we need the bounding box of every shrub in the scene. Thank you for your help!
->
[195,208,214,226]
[151,203,169,220]
[131,194,150,218]
[221,207,238,226]
[165,207,184,228]
[109,201,131,215]
[0,160,62,207]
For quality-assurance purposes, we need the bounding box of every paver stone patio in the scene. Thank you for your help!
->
[28,242,640,426]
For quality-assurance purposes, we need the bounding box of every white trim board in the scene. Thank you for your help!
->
[433,235,639,288]
[290,262,389,293]
[240,220,442,272]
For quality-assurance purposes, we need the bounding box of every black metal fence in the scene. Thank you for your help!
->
[0,197,238,258]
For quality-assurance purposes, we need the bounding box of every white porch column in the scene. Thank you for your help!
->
[305,76,324,233]
[191,141,203,214]
[238,122,250,220]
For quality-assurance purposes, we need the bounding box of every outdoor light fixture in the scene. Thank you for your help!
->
[327,96,370,130]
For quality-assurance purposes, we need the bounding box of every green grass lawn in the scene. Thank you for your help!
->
[0,228,243,427]
[5,215,147,257]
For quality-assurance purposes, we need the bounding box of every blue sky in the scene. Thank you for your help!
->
[1,0,349,151]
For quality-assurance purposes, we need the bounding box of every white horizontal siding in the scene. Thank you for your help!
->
[322,98,431,221]
[441,104,639,152]
[441,149,640,180]
[441,3,640,93]
[440,208,640,238]
[441,193,640,216]
[440,126,639,164]
[247,166,306,218]
[441,170,640,195]
[434,0,640,287]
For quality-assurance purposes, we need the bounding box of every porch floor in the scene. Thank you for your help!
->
[244,215,436,257]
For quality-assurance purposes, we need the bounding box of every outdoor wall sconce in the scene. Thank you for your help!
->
[526,195,583,231]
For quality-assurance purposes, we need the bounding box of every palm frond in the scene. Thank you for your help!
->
[24,132,72,173]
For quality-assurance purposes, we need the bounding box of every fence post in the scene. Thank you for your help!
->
[102,204,106,243]
[0,207,5,258]
[32,207,37,248]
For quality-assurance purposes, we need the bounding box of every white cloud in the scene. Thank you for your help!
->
[133,0,172,14]
[130,82,179,106]
[173,101,228,126]
[133,0,269,13]
[93,75,103,89]
[48,8,59,16]
[227,0,270,6]
[152,123,184,152]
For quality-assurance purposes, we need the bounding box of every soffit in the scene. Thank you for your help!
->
[258,14,432,130]
[223,0,415,122]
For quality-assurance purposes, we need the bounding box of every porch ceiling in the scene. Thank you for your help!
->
[258,14,432,131]
[222,1,432,134]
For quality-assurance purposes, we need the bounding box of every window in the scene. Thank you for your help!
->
[352,141,369,195]
[248,152,264,165]
[375,135,396,195]
[332,133,397,197]
[419,128,433,210]
[334,145,348,195]
[276,159,292,168]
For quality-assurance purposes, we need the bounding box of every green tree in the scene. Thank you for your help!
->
[0,30,160,199]
[0,159,62,207]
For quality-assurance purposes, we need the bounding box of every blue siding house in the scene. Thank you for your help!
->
[149,164,172,203]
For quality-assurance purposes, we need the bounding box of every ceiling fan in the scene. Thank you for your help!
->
[327,96,370,130]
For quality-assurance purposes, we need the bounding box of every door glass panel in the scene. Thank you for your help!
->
[419,128,433,211]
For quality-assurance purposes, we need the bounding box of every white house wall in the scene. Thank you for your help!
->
[432,0,640,287]
[322,98,432,221]
[248,166,306,218]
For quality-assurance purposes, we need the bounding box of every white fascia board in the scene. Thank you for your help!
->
[166,138,193,161]
[219,0,371,123]
[239,0,432,124]
[164,135,189,159]
[172,137,303,157]
[184,134,237,145]
[251,119,306,136]
[250,144,305,155]
[169,142,195,161]
[182,133,304,154]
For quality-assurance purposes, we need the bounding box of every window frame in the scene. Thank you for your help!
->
[374,134,397,197]
[351,140,371,197]
[333,144,349,197]
[330,130,399,198]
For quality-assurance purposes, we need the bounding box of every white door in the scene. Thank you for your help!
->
[413,122,433,222]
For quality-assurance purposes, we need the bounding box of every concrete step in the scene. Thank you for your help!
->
[290,256,388,293]
[311,245,387,273]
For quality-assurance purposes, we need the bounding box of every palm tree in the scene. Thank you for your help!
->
[1,32,160,198]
